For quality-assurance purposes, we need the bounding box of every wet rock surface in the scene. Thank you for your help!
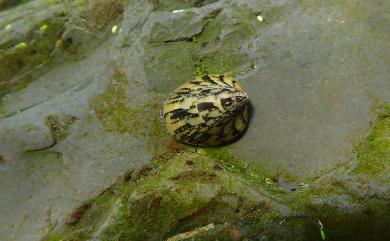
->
[233,0,390,178]
[0,0,389,241]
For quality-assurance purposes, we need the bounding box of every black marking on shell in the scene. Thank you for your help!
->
[166,108,199,120]
[202,75,219,85]
[220,98,233,108]
[174,123,193,134]
[219,75,229,85]
[197,102,216,112]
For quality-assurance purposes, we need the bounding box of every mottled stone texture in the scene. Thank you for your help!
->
[0,0,389,241]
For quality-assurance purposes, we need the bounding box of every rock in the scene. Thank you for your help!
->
[43,152,306,241]
[0,0,389,240]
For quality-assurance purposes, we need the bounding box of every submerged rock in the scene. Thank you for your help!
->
[43,151,311,241]
[0,0,389,240]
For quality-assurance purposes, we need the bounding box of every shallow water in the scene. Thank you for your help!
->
[0,1,389,241]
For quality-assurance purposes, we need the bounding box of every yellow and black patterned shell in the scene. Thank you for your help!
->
[161,74,249,146]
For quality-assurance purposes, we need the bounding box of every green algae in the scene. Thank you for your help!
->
[286,105,390,211]
[145,42,195,93]
[33,1,390,240]
[149,0,219,11]
[91,68,147,136]
[45,114,77,144]
[202,147,284,196]
[283,181,390,241]
[0,0,124,99]
[0,17,66,98]
[354,104,390,179]
[91,68,167,148]
[43,151,307,241]
[304,197,390,241]
[145,3,256,92]
[190,5,255,76]
[268,103,390,240]
[20,114,77,152]
[0,152,5,164]
[71,0,124,31]
[0,0,31,11]
[40,140,390,241]
[192,53,245,76]
[22,151,64,178]
[44,188,117,241]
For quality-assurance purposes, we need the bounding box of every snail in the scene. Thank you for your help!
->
[161,74,249,146]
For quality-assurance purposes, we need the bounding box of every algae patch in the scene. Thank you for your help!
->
[43,151,305,241]
[70,0,124,31]
[190,7,255,77]
[91,68,165,144]
[40,114,390,241]
[149,0,219,11]
[0,0,31,11]
[0,152,6,164]
[0,0,124,99]
[203,147,288,197]
[45,114,77,144]
[91,69,146,135]
[354,104,390,179]
[24,114,77,152]
[144,3,256,92]
[0,17,66,98]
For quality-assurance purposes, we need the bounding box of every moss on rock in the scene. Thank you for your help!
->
[43,151,316,241]
[0,17,66,98]
[354,104,390,179]
[91,68,148,136]
[40,131,380,240]
[0,0,31,11]
[71,0,124,31]
[149,0,219,11]
[45,114,77,144]
[144,3,256,92]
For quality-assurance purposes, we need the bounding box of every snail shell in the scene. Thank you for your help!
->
[161,74,249,146]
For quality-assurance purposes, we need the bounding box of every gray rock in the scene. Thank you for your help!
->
[0,0,389,240]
